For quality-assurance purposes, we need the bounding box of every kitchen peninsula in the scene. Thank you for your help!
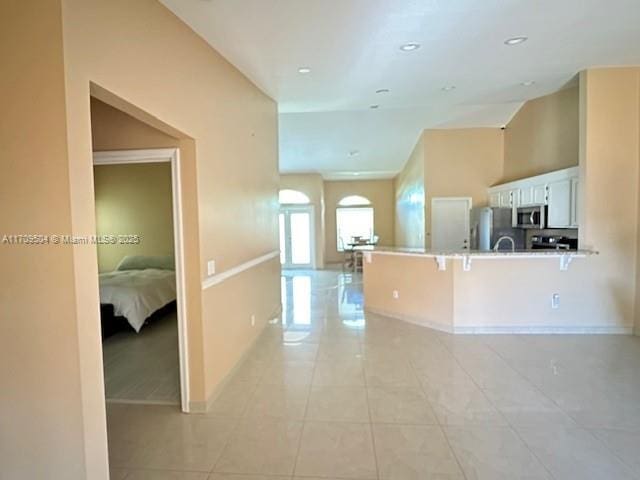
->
[360,247,632,335]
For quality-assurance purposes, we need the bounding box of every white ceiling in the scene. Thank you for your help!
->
[161,0,640,179]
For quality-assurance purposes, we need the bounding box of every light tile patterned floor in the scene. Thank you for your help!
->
[108,269,640,479]
[103,310,180,404]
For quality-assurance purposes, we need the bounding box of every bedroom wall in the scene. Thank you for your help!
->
[1,0,280,478]
[93,163,175,272]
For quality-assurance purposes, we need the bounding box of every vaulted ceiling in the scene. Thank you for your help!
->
[161,0,640,179]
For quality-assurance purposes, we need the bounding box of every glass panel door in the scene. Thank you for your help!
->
[279,207,313,268]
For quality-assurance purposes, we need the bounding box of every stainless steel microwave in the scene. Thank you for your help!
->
[514,205,546,229]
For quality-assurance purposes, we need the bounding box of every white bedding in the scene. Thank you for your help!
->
[99,268,176,333]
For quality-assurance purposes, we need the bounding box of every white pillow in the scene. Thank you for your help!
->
[115,255,175,271]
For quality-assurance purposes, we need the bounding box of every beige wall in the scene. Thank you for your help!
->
[1,1,280,478]
[374,67,640,336]
[364,253,453,330]
[424,128,504,247]
[280,174,325,268]
[0,2,93,478]
[94,163,174,272]
[324,179,395,264]
[394,135,426,248]
[504,85,579,181]
[91,97,180,150]
[365,252,630,333]
[579,68,640,335]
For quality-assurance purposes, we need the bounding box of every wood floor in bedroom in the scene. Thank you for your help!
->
[102,310,180,404]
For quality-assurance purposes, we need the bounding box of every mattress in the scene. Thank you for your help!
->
[99,268,176,333]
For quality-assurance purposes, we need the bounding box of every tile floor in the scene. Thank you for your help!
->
[108,269,640,479]
[103,309,180,404]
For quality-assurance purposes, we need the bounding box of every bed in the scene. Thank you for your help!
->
[99,255,176,333]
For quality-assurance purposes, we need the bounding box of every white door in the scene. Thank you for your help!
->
[279,206,314,268]
[431,197,471,250]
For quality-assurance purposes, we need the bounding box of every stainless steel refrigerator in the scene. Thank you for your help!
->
[470,207,525,251]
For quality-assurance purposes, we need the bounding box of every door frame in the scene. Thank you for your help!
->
[93,148,190,412]
[279,204,316,269]
[431,197,472,250]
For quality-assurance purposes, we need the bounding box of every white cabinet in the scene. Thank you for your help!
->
[487,167,578,229]
[489,191,501,208]
[519,184,547,206]
[499,190,512,208]
[570,177,579,227]
[520,186,534,206]
[533,184,547,205]
[547,179,572,228]
[495,189,518,208]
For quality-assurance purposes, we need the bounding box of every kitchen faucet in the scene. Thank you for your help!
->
[493,235,515,252]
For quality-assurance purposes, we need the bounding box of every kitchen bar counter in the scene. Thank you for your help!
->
[361,245,629,335]
[361,246,597,272]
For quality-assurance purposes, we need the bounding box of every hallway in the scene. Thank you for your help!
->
[108,269,640,479]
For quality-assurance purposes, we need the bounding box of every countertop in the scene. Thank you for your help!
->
[360,246,597,258]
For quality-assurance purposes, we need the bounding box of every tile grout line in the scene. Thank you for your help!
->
[479,336,638,474]
[208,341,273,475]
[290,313,321,478]
[362,350,381,480]
[435,336,558,480]
[407,342,470,480]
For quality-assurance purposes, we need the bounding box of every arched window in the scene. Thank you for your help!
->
[336,195,375,251]
[279,189,310,204]
[338,195,371,207]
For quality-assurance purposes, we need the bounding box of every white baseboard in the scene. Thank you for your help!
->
[189,303,282,413]
[452,325,633,335]
[364,307,633,335]
[364,307,454,334]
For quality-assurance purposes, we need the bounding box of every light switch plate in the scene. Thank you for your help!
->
[207,260,216,276]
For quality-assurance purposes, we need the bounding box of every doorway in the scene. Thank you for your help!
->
[279,205,315,269]
[93,148,190,412]
[431,197,472,250]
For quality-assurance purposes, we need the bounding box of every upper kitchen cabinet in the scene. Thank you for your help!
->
[547,179,572,227]
[488,166,579,228]
[570,177,579,227]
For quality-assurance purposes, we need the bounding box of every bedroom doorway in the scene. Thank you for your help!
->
[93,148,190,412]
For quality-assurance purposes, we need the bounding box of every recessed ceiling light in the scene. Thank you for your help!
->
[442,86,456,91]
[504,36,528,46]
[521,80,536,86]
[370,104,379,109]
[375,88,390,94]
[297,67,311,74]
[348,150,360,157]
[400,43,420,51]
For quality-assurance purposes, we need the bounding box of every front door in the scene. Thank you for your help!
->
[431,197,471,250]
[279,206,313,269]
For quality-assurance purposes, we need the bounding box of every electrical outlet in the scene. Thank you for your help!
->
[392,290,399,300]
[207,260,216,276]
[251,314,256,326]
[551,293,560,309]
